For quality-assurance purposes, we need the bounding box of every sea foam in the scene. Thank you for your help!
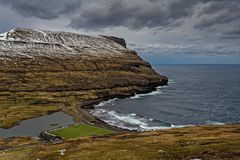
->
[91,108,190,131]
[128,86,165,99]
[91,85,185,131]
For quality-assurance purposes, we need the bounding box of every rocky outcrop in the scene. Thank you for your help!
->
[0,28,168,126]
[100,36,127,48]
[39,132,62,142]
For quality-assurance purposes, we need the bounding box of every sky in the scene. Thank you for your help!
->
[0,0,239,64]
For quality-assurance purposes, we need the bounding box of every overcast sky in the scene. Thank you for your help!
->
[0,0,239,64]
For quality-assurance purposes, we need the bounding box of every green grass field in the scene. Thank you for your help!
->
[48,123,115,139]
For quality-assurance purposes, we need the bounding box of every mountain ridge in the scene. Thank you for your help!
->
[0,28,128,59]
[0,28,167,128]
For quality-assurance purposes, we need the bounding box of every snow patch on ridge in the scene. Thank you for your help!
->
[0,29,15,41]
[0,28,128,58]
[34,29,47,37]
[0,32,7,40]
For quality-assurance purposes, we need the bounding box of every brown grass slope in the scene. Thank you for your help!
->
[0,125,239,160]
[0,28,167,128]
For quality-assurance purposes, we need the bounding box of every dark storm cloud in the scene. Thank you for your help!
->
[0,0,81,19]
[69,0,197,30]
[69,0,240,31]
[194,0,240,30]
[0,0,239,32]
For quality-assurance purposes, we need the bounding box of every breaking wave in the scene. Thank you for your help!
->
[90,108,191,131]
[94,98,118,107]
[205,120,225,125]
[91,84,192,131]
[128,86,165,99]
[168,79,175,84]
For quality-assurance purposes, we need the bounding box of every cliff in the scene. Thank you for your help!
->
[0,28,167,128]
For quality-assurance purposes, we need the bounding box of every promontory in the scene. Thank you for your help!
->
[0,28,239,160]
[0,28,167,128]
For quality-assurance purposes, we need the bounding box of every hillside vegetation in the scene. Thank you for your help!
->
[0,125,239,160]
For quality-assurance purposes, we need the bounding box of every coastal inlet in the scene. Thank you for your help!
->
[90,65,240,131]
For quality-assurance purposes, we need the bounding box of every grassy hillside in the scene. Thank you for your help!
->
[0,125,239,160]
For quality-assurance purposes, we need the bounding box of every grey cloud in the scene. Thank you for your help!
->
[0,0,82,19]
[194,1,240,29]
[226,27,240,36]
[0,0,239,59]
[129,42,240,56]
[68,0,240,34]
[70,1,139,29]
[69,0,197,30]
[218,26,240,39]
[1,0,239,32]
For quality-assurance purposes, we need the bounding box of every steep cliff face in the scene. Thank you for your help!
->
[0,28,167,128]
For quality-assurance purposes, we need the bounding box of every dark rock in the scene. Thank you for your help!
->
[39,132,62,142]
[101,35,127,48]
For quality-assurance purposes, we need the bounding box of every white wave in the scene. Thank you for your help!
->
[168,79,175,84]
[95,85,168,107]
[129,88,163,99]
[91,108,190,131]
[170,124,193,128]
[91,84,178,131]
[91,109,148,130]
[94,98,118,107]
[139,125,172,130]
[128,84,170,100]
[205,120,225,125]
[101,110,147,126]
[139,123,192,131]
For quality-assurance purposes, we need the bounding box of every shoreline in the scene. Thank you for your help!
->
[78,84,169,132]
[0,83,168,139]
[38,85,168,141]
[1,81,236,140]
[2,81,238,141]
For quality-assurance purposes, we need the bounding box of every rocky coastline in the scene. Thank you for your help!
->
[0,28,240,160]
[0,28,167,129]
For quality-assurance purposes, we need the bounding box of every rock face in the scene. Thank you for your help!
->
[0,28,167,127]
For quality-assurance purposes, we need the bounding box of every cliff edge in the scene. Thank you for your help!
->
[0,28,167,128]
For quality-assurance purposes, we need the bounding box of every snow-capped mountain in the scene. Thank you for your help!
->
[0,28,127,59]
[0,28,167,115]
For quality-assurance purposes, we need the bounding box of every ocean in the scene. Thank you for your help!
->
[91,64,240,131]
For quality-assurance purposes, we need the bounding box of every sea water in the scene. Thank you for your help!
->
[91,65,240,131]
